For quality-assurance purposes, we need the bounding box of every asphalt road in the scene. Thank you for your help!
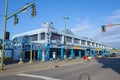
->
[0,57,120,80]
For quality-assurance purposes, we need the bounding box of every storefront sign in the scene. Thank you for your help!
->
[95,48,101,51]
[72,46,82,49]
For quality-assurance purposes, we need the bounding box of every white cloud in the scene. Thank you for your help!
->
[71,9,120,49]
[92,9,120,49]
[71,18,93,37]
[95,25,120,49]
[104,9,120,22]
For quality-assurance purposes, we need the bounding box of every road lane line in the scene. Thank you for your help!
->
[16,73,61,80]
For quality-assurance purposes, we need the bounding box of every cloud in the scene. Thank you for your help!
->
[92,9,120,49]
[71,9,120,49]
[104,9,120,22]
[95,25,120,49]
[71,18,93,37]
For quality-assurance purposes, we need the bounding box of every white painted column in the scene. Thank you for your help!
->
[62,35,64,43]
[38,33,40,41]
[79,40,81,45]
[85,41,87,46]
[42,50,45,62]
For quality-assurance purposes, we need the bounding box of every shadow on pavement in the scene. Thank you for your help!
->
[96,57,120,74]
[3,59,31,65]
[4,60,19,65]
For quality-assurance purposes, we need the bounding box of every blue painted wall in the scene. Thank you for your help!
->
[61,48,64,60]
[38,50,42,60]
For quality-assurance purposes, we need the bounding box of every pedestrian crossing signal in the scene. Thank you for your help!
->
[5,32,10,39]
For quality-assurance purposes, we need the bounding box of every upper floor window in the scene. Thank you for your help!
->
[51,33,62,41]
[99,44,101,47]
[31,34,38,41]
[92,43,94,46]
[96,43,98,47]
[87,41,91,46]
[40,33,45,40]
[74,38,79,44]
[81,40,86,45]
[66,36,72,42]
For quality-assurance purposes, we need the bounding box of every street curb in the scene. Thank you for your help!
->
[0,59,98,77]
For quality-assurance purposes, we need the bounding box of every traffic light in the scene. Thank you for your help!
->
[0,39,2,49]
[0,39,2,44]
[108,23,113,27]
[101,26,106,32]
[14,15,18,25]
[5,32,10,39]
[31,5,36,17]
[0,46,2,49]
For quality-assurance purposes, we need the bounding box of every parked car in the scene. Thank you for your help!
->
[104,54,110,57]
[110,53,117,57]
[97,55,103,58]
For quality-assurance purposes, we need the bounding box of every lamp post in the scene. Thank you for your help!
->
[0,0,36,70]
[63,17,69,60]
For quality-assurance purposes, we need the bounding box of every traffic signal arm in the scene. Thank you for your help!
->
[101,23,120,32]
[104,24,120,27]
[6,2,35,20]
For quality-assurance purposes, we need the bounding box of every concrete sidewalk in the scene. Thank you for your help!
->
[0,58,97,77]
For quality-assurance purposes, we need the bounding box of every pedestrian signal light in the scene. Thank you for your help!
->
[5,32,10,39]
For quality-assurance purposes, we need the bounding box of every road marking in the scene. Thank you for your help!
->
[16,73,61,80]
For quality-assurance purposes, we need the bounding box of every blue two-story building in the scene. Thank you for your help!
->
[12,22,112,61]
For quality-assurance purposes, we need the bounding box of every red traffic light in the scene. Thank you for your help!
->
[108,23,113,27]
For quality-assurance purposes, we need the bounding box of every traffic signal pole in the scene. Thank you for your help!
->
[0,0,36,70]
[0,0,8,70]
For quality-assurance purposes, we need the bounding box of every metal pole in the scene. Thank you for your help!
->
[0,0,8,70]
[63,17,69,60]
[64,18,67,59]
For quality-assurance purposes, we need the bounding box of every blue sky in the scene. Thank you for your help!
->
[0,0,120,49]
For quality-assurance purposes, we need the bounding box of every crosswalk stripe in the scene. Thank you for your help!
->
[16,73,61,80]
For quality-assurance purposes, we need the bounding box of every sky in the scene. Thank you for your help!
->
[0,0,120,49]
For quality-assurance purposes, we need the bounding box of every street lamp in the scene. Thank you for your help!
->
[0,0,36,70]
[63,17,69,60]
